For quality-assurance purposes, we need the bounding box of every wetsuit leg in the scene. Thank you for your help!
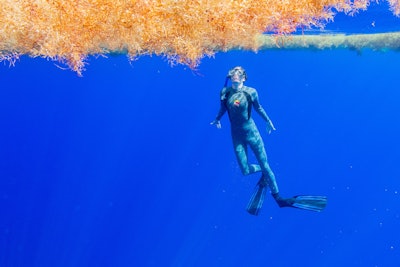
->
[232,137,261,175]
[247,130,279,194]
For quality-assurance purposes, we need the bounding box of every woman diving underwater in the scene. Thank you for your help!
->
[211,66,327,215]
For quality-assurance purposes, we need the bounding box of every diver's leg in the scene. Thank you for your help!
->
[233,140,250,175]
[245,130,328,212]
[232,138,261,175]
[248,132,279,194]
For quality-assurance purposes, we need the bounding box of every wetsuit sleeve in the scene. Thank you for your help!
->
[215,102,227,120]
[215,88,228,120]
[252,89,272,123]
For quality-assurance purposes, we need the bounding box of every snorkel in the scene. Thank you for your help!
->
[224,75,230,87]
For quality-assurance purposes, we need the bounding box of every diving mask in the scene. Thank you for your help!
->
[227,66,247,80]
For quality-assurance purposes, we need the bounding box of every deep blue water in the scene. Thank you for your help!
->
[1,4,400,267]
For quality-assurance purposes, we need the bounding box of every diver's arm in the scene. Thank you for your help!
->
[210,89,228,129]
[215,101,227,120]
[210,102,226,128]
[251,90,276,133]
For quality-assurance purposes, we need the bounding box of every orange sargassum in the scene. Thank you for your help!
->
[0,0,398,74]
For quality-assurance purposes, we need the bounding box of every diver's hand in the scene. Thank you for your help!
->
[210,120,222,129]
[266,121,276,134]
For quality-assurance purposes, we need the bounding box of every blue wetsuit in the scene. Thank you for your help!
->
[215,86,278,194]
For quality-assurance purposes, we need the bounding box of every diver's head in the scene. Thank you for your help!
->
[224,66,247,88]
[227,66,247,82]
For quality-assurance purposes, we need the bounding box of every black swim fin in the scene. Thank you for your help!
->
[273,193,327,212]
[246,177,268,216]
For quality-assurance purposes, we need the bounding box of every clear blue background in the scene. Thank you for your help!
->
[1,2,400,267]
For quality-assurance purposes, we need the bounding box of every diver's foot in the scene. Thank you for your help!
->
[272,193,295,208]
[249,164,262,174]
[272,193,327,211]
[257,175,268,187]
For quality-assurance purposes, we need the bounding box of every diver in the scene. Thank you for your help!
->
[210,66,327,215]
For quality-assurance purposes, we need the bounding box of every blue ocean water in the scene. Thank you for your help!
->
[1,3,400,267]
